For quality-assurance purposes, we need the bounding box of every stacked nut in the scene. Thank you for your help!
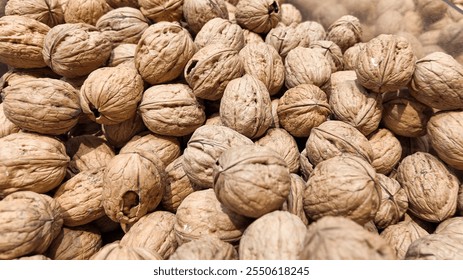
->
[0,0,463,260]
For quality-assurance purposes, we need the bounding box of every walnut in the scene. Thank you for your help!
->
[405,234,463,260]
[183,0,228,34]
[102,151,166,225]
[239,42,284,95]
[0,16,50,68]
[0,67,60,92]
[410,52,463,110]
[95,7,149,45]
[277,84,330,138]
[280,3,302,26]
[80,66,143,125]
[295,21,326,45]
[138,84,206,137]
[270,98,280,128]
[435,217,463,237]
[102,114,146,149]
[138,0,183,22]
[43,23,112,78]
[0,103,20,138]
[195,18,244,51]
[326,15,362,53]
[374,174,408,229]
[397,152,459,222]
[343,43,366,70]
[46,225,102,260]
[356,34,416,93]
[182,125,253,189]
[265,24,310,59]
[306,120,373,166]
[169,237,237,260]
[243,29,264,45]
[184,43,244,101]
[0,191,63,260]
[368,128,402,174]
[239,211,306,260]
[0,132,69,197]
[64,0,111,26]
[90,241,163,260]
[285,47,332,89]
[380,219,429,259]
[120,211,177,259]
[5,0,64,27]
[396,31,424,59]
[281,174,309,225]
[299,148,314,181]
[213,145,291,218]
[309,40,344,72]
[220,74,272,139]
[299,216,396,260]
[225,2,236,23]
[174,189,251,244]
[303,155,380,225]
[135,21,195,85]
[107,43,137,68]
[54,169,106,227]
[2,78,81,135]
[162,156,197,212]
[235,0,280,34]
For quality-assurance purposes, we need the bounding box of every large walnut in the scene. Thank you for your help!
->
[285,47,332,89]
[374,174,408,229]
[380,219,429,259]
[169,237,237,260]
[138,0,183,22]
[90,241,163,260]
[46,225,102,260]
[182,0,228,34]
[235,0,280,34]
[368,128,402,175]
[63,0,111,26]
[5,0,64,27]
[195,18,244,51]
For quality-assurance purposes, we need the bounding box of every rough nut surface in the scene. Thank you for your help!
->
[162,156,197,212]
[107,43,137,68]
[46,225,102,260]
[138,0,183,22]
[195,18,244,51]
[368,129,402,175]
[373,174,408,229]
[281,174,309,225]
[0,103,20,138]
[405,234,463,260]
[169,237,238,260]
[90,241,163,260]
[102,113,146,148]
[265,24,309,59]
[280,3,302,26]
[235,0,281,34]
[309,40,344,72]
[183,0,228,34]
[5,0,64,27]
[285,47,332,89]
[380,219,429,259]
[326,15,362,53]
[64,0,111,26]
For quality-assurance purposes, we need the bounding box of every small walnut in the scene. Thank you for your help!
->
[239,211,306,260]
[2,78,81,135]
[235,0,281,34]
[96,7,149,45]
[46,225,102,260]
[183,0,228,34]
[135,22,196,85]
[184,43,244,101]
[0,132,69,197]
[90,241,163,260]
[368,128,402,174]
[213,145,291,218]
[43,23,112,78]
[343,43,366,70]
[0,191,63,260]
[281,174,309,225]
[356,34,416,93]
[295,21,326,45]
[303,155,381,225]
[138,0,183,22]
[397,152,459,222]
[107,43,137,68]
[277,84,330,138]
[410,52,463,110]
[220,74,272,139]
[326,15,362,53]
[405,234,463,260]
[169,237,238,260]
[174,189,251,244]
[80,66,144,125]
[5,0,64,27]
[285,47,332,89]
[380,219,429,259]
[305,120,373,166]
[309,40,344,72]
[64,0,111,26]
[102,113,146,148]
[374,174,408,229]
[299,216,396,260]
[195,18,244,51]
[0,103,20,138]
[0,67,60,92]
[280,3,302,26]
[0,16,50,68]
[120,211,177,259]
[265,24,310,59]
[138,84,206,137]
[54,169,106,227]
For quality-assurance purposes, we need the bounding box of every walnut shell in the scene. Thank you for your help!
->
[239,42,284,95]
[285,47,332,89]
[0,103,20,138]
[54,169,106,227]
[295,21,326,45]
[405,234,463,260]
[105,0,139,8]
[102,113,146,148]
[438,21,463,56]
[220,74,272,139]
[5,0,64,27]
[174,189,251,244]
[396,152,459,222]
[169,237,237,260]
[299,148,314,181]
[280,3,302,26]
[270,98,280,128]
[107,43,136,68]
[373,174,408,229]
[368,128,402,174]
[309,40,344,72]
[184,43,244,101]
[305,120,373,166]
[42,23,112,78]
[183,0,228,34]
[435,217,463,237]
[80,66,143,125]
[0,191,63,260]
[90,241,163,260]
[355,34,416,93]
[46,225,102,260]
[239,211,306,260]
[326,15,362,53]
[213,145,291,218]
[343,42,366,71]
[0,15,50,68]
[96,7,149,45]
[138,0,183,22]
[195,18,244,51]
[138,84,206,137]
[277,84,330,138]
[236,0,280,34]
[380,219,429,259]
[64,0,111,26]
[243,29,264,45]
[303,155,381,225]
[299,216,396,260]
[2,78,81,135]
[0,132,69,197]
[16,255,51,260]
[265,24,309,59]
[281,174,309,225]
[410,52,463,110]
[0,67,60,92]
[120,211,177,259]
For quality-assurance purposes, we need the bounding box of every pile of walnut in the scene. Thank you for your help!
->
[1,0,463,260]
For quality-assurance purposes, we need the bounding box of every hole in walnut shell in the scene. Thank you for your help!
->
[121,191,140,216]
[269,1,279,14]
[186,60,198,75]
